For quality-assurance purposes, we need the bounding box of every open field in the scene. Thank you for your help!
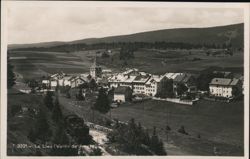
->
[110,99,244,155]
[9,48,243,80]
[57,92,244,156]
[9,51,89,80]
[98,48,243,74]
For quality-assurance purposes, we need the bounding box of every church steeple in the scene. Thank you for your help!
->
[90,52,102,79]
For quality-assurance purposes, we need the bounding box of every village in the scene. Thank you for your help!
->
[9,53,244,155]
[24,55,243,106]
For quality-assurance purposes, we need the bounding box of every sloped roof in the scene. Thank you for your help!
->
[70,76,86,82]
[146,75,165,85]
[174,74,186,82]
[63,76,73,80]
[122,68,138,75]
[114,86,131,94]
[164,73,183,79]
[230,78,239,86]
[210,78,232,85]
[182,74,193,83]
[124,75,137,83]
[133,75,150,83]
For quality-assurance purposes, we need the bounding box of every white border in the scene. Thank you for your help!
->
[1,1,249,159]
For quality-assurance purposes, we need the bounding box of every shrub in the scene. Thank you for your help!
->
[178,125,188,135]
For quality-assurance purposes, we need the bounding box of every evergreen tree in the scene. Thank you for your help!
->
[34,109,51,141]
[76,89,85,100]
[52,97,63,122]
[165,79,174,98]
[51,124,78,156]
[94,88,110,114]
[150,127,167,155]
[176,83,188,96]
[89,79,97,90]
[44,91,54,110]
[7,56,16,89]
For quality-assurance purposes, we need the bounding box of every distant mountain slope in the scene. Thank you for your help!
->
[9,41,67,50]
[8,23,243,50]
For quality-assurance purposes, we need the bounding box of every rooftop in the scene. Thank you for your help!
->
[114,86,131,94]
[210,78,239,86]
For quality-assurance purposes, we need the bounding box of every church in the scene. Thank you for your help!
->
[89,55,102,79]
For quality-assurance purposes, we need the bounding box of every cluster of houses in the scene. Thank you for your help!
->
[42,72,91,89]
[40,57,243,103]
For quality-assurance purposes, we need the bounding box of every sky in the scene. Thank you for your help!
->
[6,3,244,44]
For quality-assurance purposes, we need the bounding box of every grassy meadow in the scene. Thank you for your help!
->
[9,48,243,80]
[110,99,244,155]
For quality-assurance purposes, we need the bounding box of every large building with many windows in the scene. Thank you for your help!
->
[209,78,241,98]
[108,68,167,96]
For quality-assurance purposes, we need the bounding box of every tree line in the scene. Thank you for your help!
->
[10,41,236,53]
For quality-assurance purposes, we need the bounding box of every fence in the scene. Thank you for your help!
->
[152,97,193,105]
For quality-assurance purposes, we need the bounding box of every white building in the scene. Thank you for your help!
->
[50,80,58,88]
[108,73,136,89]
[113,86,132,103]
[209,78,241,98]
[108,69,168,96]
[145,75,167,96]
[70,76,87,88]
[132,74,151,94]
[42,80,50,87]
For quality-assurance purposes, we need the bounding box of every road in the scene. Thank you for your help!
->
[58,95,112,155]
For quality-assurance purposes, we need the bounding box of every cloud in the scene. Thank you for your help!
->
[6,4,244,44]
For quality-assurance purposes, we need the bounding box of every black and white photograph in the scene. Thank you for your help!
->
[1,1,249,158]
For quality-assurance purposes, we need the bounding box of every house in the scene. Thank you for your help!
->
[132,74,151,94]
[70,76,87,88]
[113,86,132,103]
[145,75,167,96]
[51,71,65,80]
[102,69,112,78]
[209,78,242,98]
[56,75,72,87]
[173,73,197,96]
[42,80,50,87]
[108,73,136,89]
[50,80,58,89]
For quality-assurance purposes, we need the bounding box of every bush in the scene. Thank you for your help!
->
[166,125,171,131]
[178,126,188,135]
[89,147,103,156]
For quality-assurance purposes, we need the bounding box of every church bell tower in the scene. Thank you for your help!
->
[90,53,102,79]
